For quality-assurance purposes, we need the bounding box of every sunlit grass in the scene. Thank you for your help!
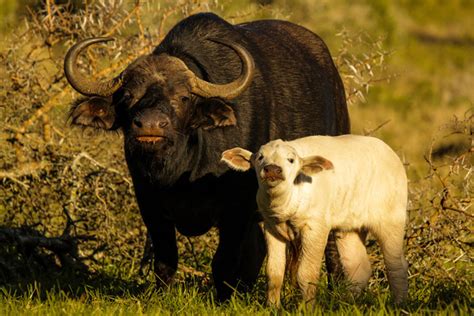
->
[1,275,471,315]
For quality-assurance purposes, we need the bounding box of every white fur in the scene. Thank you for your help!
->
[223,135,408,307]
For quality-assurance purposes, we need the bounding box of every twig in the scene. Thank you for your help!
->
[0,227,71,252]
[134,0,145,42]
[103,1,142,38]
[14,89,68,142]
[158,4,188,40]
[46,0,53,32]
[363,119,391,136]
[0,161,49,181]
[0,226,88,271]
[72,152,120,175]
[178,263,205,277]
[186,236,201,272]
[443,205,473,218]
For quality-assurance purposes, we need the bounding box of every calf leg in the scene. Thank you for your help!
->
[297,225,330,305]
[373,223,408,304]
[264,223,287,308]
[336,230,371,294]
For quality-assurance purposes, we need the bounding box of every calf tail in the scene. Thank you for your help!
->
[325,230,345,289]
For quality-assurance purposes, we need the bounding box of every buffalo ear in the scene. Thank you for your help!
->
[221,147,253,172]
[301,155,334,175]
[70,96,118,130]
[192,98,237,130]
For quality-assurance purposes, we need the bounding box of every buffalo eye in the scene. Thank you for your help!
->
[181,96,190,104]
[117,90,133,106]
[288,158,294,164]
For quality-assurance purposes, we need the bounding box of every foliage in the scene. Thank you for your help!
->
[0,0,472,314]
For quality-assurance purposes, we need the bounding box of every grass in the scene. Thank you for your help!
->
[0,272,471,315]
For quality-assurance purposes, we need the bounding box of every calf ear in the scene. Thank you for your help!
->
[70,96,117,130]
[191,98,237,130]
[221,147,253,171]
[301,155,334,175]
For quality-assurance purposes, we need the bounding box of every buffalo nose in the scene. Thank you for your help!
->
[264,164,282,175]
[132,117,169,130]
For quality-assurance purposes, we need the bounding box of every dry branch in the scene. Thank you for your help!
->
[0,226,88,271]
[0,161,49,189]
[104,0,142,38]
[0,227,71,252]
[363,119,391,136]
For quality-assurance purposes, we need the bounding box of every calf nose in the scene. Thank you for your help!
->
[264,164,282,175]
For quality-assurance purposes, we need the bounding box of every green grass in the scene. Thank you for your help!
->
[1,273,471,315]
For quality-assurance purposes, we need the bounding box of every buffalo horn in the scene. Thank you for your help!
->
[64,37,122,97]
[190,38,255,99]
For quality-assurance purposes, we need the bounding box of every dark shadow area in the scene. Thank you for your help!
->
[0,236,149,299]
[432,141,471,160]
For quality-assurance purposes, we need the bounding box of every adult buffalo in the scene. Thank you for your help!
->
[65,13,349,301]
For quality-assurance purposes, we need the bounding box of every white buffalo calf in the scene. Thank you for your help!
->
[221,135,408,307]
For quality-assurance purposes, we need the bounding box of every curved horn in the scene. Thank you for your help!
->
[64,37,122,97]
[191,38,255,99]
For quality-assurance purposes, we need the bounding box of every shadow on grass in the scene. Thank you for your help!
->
[0,267,151,300]
[0,242,156,300]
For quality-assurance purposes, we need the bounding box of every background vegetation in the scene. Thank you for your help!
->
[0,0,472,314]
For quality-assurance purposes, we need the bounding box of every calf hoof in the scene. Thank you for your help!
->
[266,299,281,309]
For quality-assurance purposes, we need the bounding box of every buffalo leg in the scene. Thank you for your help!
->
[236,218,266,292]
[212,218,249,301]
[148,216,178,287]
[134,183,178,287]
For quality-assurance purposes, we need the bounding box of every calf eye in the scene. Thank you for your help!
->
[258,155,264,161]
[288,158,294,163]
